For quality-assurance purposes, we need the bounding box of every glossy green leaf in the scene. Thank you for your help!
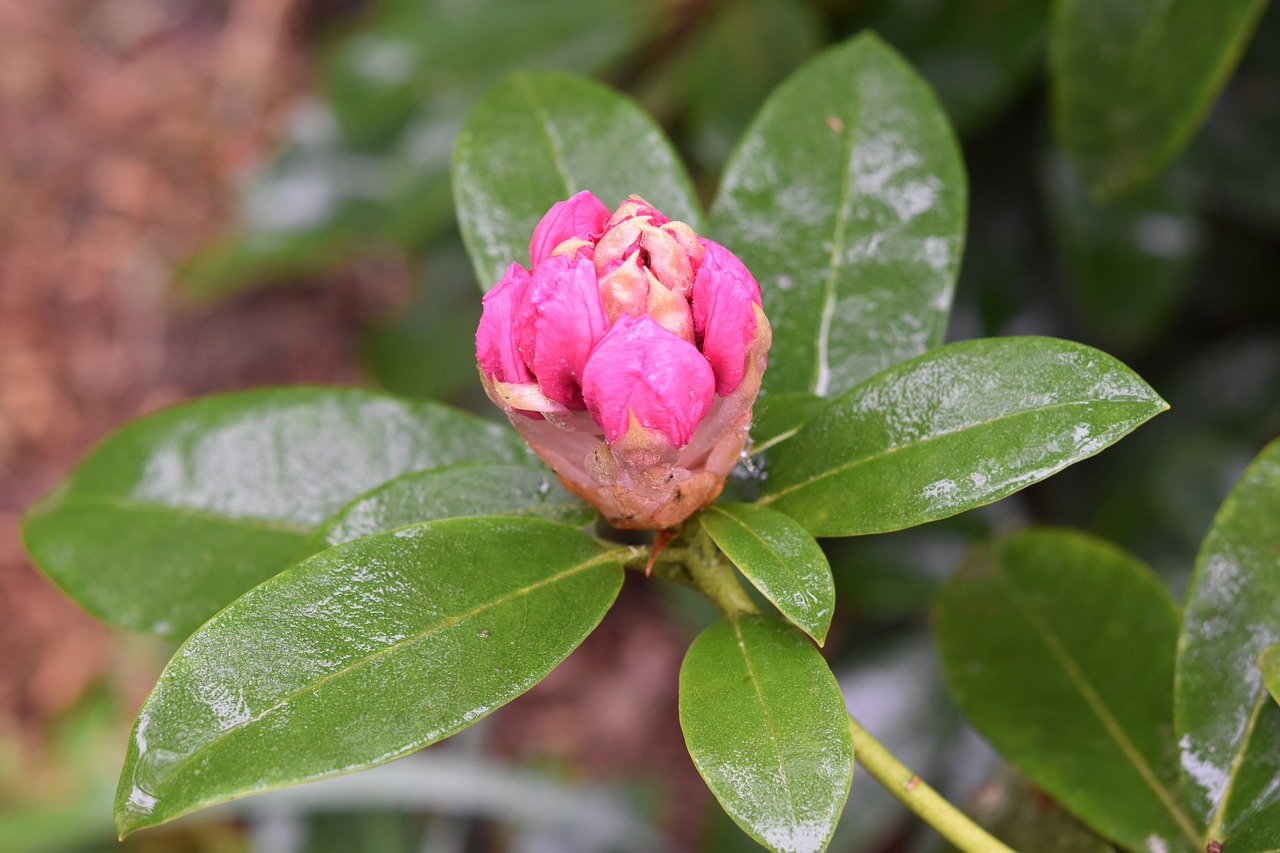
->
[1176,438,1280,850]
[872,0,1051,135]
[114,517,625,835]
[21,388,525,639]
[679,616,853,853]
[697,504,834,645]
[1049,0,1269,196]
[453,70,703,290]
[760,337,1168,537]
[316,462,595,547]
[710,32,966,401]
[934,529,1199,852]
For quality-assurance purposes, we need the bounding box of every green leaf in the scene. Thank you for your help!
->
[453,70,703,290]
[1176,438,1280,850]
[710,32,966,401]
[20,388,525,639]
[759,337,1168,537]
[697,505,834,645]
[934,528,1199,852]
[113,517,625,836]
[1049,0,1270,196]
[679,616,853,853]
[315,462,595,548]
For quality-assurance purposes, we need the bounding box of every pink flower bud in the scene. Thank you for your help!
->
[476,192,771,529]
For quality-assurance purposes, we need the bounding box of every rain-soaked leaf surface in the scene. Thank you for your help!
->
[935,529,1199,852]
[21,388,524,639]
[1176,438,1280,850]
[679,616,853,853]
[1050,0,1269,196]
[315,461,595,547]
[760,337,1168,537]
[453,70,703,290]
[711,32,966,401]
[113,517,625,836]
[697,504,834,644]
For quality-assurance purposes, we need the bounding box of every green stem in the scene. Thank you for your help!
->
[624,530,1017,852]
[847,715,1017,853]
[684,525,759,617]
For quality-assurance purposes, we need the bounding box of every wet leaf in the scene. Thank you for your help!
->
[679,616,853,853]
[1176,438,1280,850]
[760,337,1167,537]
[113,517,625,835]
[711,32,966,400]
[935,529,1198,852]
[453,70,703,290]
[315,462,595,548]
[21,388,524,639]
[698,504,834,644]
[1049,0,1270,195]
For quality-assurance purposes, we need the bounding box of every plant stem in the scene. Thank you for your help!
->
[847,715,1017,853]
[627,528,1017,852]
[684,525,758,616]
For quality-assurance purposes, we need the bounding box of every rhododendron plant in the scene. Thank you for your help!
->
[475,191,771,529]
[28,28,1263,853]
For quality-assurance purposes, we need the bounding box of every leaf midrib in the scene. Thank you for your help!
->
[733,618,805,831]
[994,560,1201,846]
[137,549,621,799]
[812,80,862,398]
[761,394,1159,505]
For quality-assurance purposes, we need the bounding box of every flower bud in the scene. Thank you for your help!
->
[476,191,771,529]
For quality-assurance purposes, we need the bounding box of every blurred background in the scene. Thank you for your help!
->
[1,0,1278,850]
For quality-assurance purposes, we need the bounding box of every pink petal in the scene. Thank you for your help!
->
[582,314,715,447]
[692,241,762,396]
[476,262,533,384]
[515,253,610,409]
[529,191,611,267]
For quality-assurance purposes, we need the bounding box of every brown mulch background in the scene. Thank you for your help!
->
[0,0,705,843]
